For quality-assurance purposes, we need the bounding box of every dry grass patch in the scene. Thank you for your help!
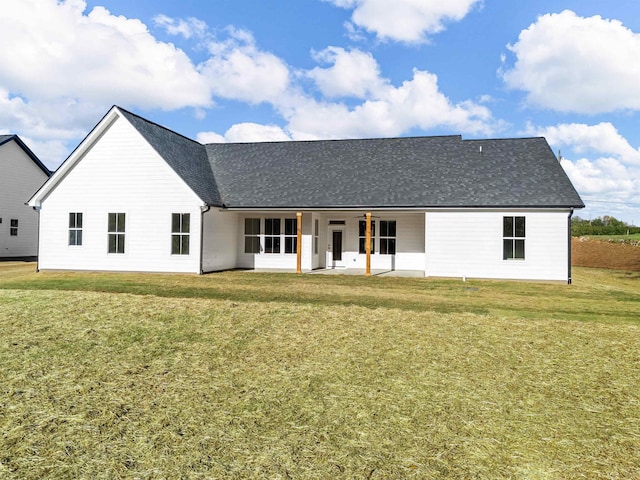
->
[1,264,639,478]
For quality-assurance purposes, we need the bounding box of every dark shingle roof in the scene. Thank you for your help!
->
[119,107,583,210]
[118,108,222,205]
[205,136,584,209]
[0,134,51,176]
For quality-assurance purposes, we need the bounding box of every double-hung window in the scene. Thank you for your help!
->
[284,218,297,254]
[503,216,525,260]
[10,219,18,236]
[244,218,261,253]
[69,213,83,246]
[108,213,125,254]
[358,220,375,254]
[379,220,396,255]
[171,213,190,255]
[264,218,281,254]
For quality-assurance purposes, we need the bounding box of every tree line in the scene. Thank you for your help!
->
[571,216,640,236]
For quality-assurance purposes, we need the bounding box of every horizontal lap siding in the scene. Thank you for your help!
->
[0,141,48,257]
[425,211,569,281]
[202,209,238,272]
[38,117,202,273]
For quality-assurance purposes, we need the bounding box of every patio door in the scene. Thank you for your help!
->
[330,229,345,268]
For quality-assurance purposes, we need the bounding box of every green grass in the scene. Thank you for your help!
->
[1,263,639,478]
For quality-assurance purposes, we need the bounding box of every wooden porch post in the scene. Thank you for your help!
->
[365,212,371,277]
[296,212,302,274]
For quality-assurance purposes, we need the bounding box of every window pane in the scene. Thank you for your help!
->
[182,214,190,234]
[314,219,319,236]
[515,217,525,237]
[388,238,396,255]
[117,213,126,232]
[285,218,296,235]
[503,239,513,260]
[77,213,83,229]
[181,235,190,255]
[245,236,260,254]
[503,217,513,237]
[245,218,260,235]
[108,234,117,253]
[380,238,387,255]
[265,218,280,235]
[117,234,125,254]
[10,219,18,227]
[359,221,365,237]
[515,239,525,259]
[69,230,76,246]
[172,213,181,233]
[388,221,396,237]
[380,221,388,237]
[285,236,296,254]
[171,235,181,254]
[77,231,83,246]
[108,213,116,232]
[69,213,76,228]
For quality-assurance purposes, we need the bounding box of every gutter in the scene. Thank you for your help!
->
[199,204,211,274]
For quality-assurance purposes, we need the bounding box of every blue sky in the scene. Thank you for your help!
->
[2,0,640,224]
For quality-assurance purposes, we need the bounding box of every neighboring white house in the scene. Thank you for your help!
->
[28,106,584,281]
[0,135,51,259]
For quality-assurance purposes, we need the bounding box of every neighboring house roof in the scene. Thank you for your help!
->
[0,134,51,177]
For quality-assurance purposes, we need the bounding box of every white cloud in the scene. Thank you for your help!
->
[287,69,493,139]
[528,122,640,221]
[502,10,640,114]
[153,14,208,39]
[325,0,482,43]
[199,28,291,105]
[307,47,386,98]
[197,124,292,143]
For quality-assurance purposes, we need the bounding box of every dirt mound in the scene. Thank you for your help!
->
[572,237,640,271]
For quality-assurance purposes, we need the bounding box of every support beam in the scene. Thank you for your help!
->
[296,212,302,274]
[365,212,371,277]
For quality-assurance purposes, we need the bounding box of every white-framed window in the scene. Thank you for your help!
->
[171,213,190,255]
[69,213,83,246]
[503,216,525,260]
[10,219,18,237]
[244,218,261,253]
[265,218,281,254]
[358,220,375,254]
[314,219,319,255]
[108,213,125,254]
[379,220,396,255]
[284,218,297,254]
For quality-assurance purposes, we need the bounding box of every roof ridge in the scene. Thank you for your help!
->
[205,134,463,147]
[115,105,202,146]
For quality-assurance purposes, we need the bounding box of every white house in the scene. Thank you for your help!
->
[0,135,50,259]
[28,106,584,281]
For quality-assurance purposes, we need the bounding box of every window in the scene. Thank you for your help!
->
[69,213,83,246]
[284,218,297,254]
[379,220,396,255]
[358,220,375,254]
[10,219,18,236]
[244,218,261,253]
[108,213,125,254]
[314,219,319,255]
[264,218,281,253]
[503,216,525,260]
[171,213,190,255]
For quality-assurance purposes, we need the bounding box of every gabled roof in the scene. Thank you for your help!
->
[205,135,584,209]
[0,134,51,176]
[29,106,585,210]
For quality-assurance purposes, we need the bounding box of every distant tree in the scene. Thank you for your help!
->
[571,216,640,236]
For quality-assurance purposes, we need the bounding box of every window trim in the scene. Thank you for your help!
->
[69,212,83,246]
[379,220,397,255]
[244,218,261,254]
[503,216,525,260]
[171,213,190,255]
[264,218,281,254]
[107,212,126,254]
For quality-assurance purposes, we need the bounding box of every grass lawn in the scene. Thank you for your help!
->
[580,233,640,242]
[1,264,639,479]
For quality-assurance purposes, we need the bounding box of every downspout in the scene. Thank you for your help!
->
[199,204,211,275]
[32,205,41,272]
[568,209,574,285]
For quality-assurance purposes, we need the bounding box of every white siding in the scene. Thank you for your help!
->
[202,208,238,272]
[0,140,49,257]
[425,210,571,281]
[37,116,203,273]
